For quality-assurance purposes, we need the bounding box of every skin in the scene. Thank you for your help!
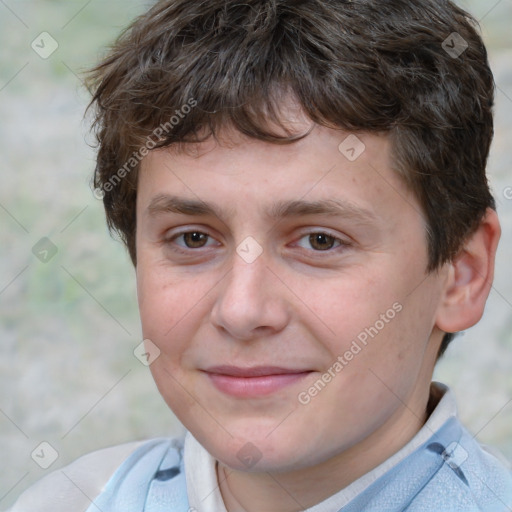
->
[135,114,500,512]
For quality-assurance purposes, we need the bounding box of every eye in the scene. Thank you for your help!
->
[164,229,350,254]
[295,232,348,252]
[165,230,219,250]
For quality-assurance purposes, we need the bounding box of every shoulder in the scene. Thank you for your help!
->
[7,439,174,512]
[412,419,512,511]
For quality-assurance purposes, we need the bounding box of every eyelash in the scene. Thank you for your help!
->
[164,229,351,255]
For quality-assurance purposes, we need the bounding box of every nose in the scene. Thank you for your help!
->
[210,251,290,341]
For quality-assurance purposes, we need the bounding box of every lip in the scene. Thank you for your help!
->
[203,366,313,398]
[205,365,312,377]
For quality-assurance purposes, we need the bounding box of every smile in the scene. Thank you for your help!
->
[203,366,313,398]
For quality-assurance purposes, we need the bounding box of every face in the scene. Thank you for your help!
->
[135,120,448,475]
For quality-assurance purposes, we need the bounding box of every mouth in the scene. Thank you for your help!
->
[202,366,314,398]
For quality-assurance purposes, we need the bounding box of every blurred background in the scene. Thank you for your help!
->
[0,0,511,508]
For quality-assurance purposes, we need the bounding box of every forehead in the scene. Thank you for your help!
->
[137,123,422,231]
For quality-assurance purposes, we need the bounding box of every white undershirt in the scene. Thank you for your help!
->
[184,381,457,512]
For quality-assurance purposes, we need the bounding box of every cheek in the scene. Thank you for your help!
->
[136,263,209,350]
[136,267,211,414]
[341,278,442,402]
[305,264,437,386]
[298,271,399,352]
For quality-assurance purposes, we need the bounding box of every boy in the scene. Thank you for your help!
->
[9,0,512,510]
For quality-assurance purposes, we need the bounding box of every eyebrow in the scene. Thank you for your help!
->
[146,194,378,224]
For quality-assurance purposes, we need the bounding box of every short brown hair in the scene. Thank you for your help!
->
[87,0,496,357]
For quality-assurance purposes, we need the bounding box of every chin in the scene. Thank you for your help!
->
[191,420,315,473]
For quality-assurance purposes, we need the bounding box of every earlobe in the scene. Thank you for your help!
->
[435,208,501,334]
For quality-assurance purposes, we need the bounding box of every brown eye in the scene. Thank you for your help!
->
[181,232,209,248]
[308,233,337,251]
[164,229,221,255]
[294,231,349,254]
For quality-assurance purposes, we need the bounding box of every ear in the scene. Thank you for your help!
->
[435,208,501,334]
